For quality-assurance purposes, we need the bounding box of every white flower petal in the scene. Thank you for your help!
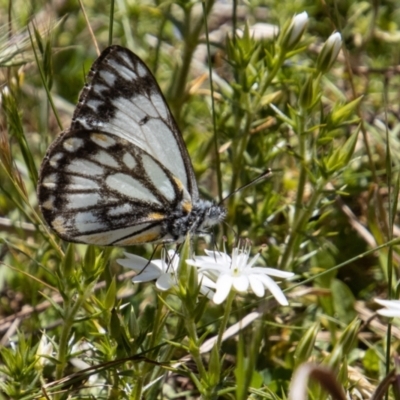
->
[288,12,308,46]
[232,275,249,292]
[377,309,400,318]
[258,274,289,305]
[200,262,229,270]
[375,299,400,310]
[156,273,176,291]
[121,252,145,261]
[326,32,342,62]
[151,260,163,269]
[199,269,221,283]
[251,267,294,278]
[198,273,217,289]
[200,286,215,300]
[236,253,249,271]
[164,250,180,272]
[246,253,261,268]
[249,275,265,297]
[131,267,161,282]
[198,264,229,273]
[204,250,231,264]
[375,299,400,318]
[117,254,158,271]
[213,274,233,304]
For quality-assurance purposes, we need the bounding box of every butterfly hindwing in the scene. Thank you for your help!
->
[38,128,193,245]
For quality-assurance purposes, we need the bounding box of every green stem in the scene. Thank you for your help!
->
[217,290,235,349]
[130,377,144,400]
[293,112,307,226]
[184,312,207,379]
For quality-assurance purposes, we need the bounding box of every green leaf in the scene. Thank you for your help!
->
[331,279,357,324]
[293,323,320,367]
[208,343,221,387]
[105,277,117,311]
[61,243,75,279]
[328,97,362,126]
[362,348,380,373]
[323,126,359,174]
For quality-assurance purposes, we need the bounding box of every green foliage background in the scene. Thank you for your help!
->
[0,0,399,398]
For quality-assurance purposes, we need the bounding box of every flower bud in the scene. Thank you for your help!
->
[279,12,309,52]
[316,32,342,74]
[35,333,54,368]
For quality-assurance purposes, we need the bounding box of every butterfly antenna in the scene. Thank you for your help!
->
[219,168,273,205]
[137,244,160,275]
[166,244,182,273]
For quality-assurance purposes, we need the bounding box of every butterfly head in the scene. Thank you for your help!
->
[199,201,227,229]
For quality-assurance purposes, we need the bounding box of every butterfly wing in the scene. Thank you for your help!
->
[38,129,193,245]
[71,45,198,200]
[38,45,198,245]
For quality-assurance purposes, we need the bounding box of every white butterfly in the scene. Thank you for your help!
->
[37,45,226,246]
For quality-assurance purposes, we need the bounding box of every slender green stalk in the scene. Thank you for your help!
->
[202,1,223,203]
[28,26,63,132]
[184,311,207,379]
[130,378,144,400]
[293,112,307,227]
[383,69,393,386]
[108,0,115,46]
[217,290,235,349]
[285,237,400,292]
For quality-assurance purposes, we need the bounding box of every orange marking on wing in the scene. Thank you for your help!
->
[91,133,108,142]
[182,200,192,213]
[173,177,184,191]
[117,232,161,245]
[148,212,165,220]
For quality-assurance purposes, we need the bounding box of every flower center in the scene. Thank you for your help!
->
[232,266,240,275]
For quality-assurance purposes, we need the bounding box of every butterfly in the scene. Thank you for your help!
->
[37,45,226,246]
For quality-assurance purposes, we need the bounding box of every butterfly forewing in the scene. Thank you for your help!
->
[71,46,198,199]
[38,128,187,245]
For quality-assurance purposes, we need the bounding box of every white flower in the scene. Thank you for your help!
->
[317,31,342,73]
[375,299,400,318]
[35,332,53,367]
[187,245,294,305]
[117,249,179,291]
[117,250,215,298]
[287,12,309,48]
